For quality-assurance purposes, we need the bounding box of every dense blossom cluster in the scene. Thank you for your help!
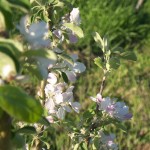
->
[90,94,132,121]
[44,72,81,122]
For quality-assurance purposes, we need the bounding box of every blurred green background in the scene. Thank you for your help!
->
[52,0,150,150]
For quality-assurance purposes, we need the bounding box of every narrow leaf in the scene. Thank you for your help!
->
[93,32,104,51]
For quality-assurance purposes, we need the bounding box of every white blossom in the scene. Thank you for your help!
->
[17,16,51,49]
[100,131,118,150]
[91,94,132,121]
[70,8,81,25]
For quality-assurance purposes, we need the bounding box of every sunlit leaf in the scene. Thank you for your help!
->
[64,23,84,38]
[94,57,103,69]
[93,32,104,52]
[23,49,57,61]
[0,52,17,79]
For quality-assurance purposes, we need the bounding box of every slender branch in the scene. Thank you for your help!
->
[33,80,46,150]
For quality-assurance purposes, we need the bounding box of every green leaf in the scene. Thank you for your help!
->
[61,72,69,83]
[0,38,23,52]
[7,0,30,12]
[53,0,65,7]
[0,1,13,29]
[93,32,103,51]
[64,23,84,38]
[23,49,57,61]
[120,51,137,61]
[0,85,43,123]
[0,12,6,30]
[103,35,109,51]
[94,57,103,69]
[0,52,17,79]
[16,126,36,134]
[12,134,25,148]
[110,57,120,69]
[24,65,43,80]
[58,53,74,65]
[81,142,88,150]
[38,117,50,126]
[93,137,100,149]
[74,143,80,150]
[0,44,21,72]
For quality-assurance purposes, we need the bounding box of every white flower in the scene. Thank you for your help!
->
[100,97,132,121]
[70,102,81,113]
[47,73,57,85]
[17,16,51,49]
[65,70,76,82]
[70,8,81,25]
[56,107,65,120]
[91,94,132,121]
[45,98,56,114]
[44,72,80,120]
[100,132,118,150]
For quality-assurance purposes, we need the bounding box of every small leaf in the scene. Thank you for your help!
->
[93,32,104,51]
[61,72,69,83]
[120,51,137,61]
[93,137,100,149]
[74,143,80,150]
[16,126,36,134]
[59,53,74,65]
[38,117,50,126]
[103,35,109,51]
[0,85,43,123]
[94,57,103,69]
[64,23,84,38]
[110,57,120,69]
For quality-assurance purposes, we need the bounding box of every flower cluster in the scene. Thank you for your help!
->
[90,94,132,121]
[99,131,118,150]
[44,72,81,122]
